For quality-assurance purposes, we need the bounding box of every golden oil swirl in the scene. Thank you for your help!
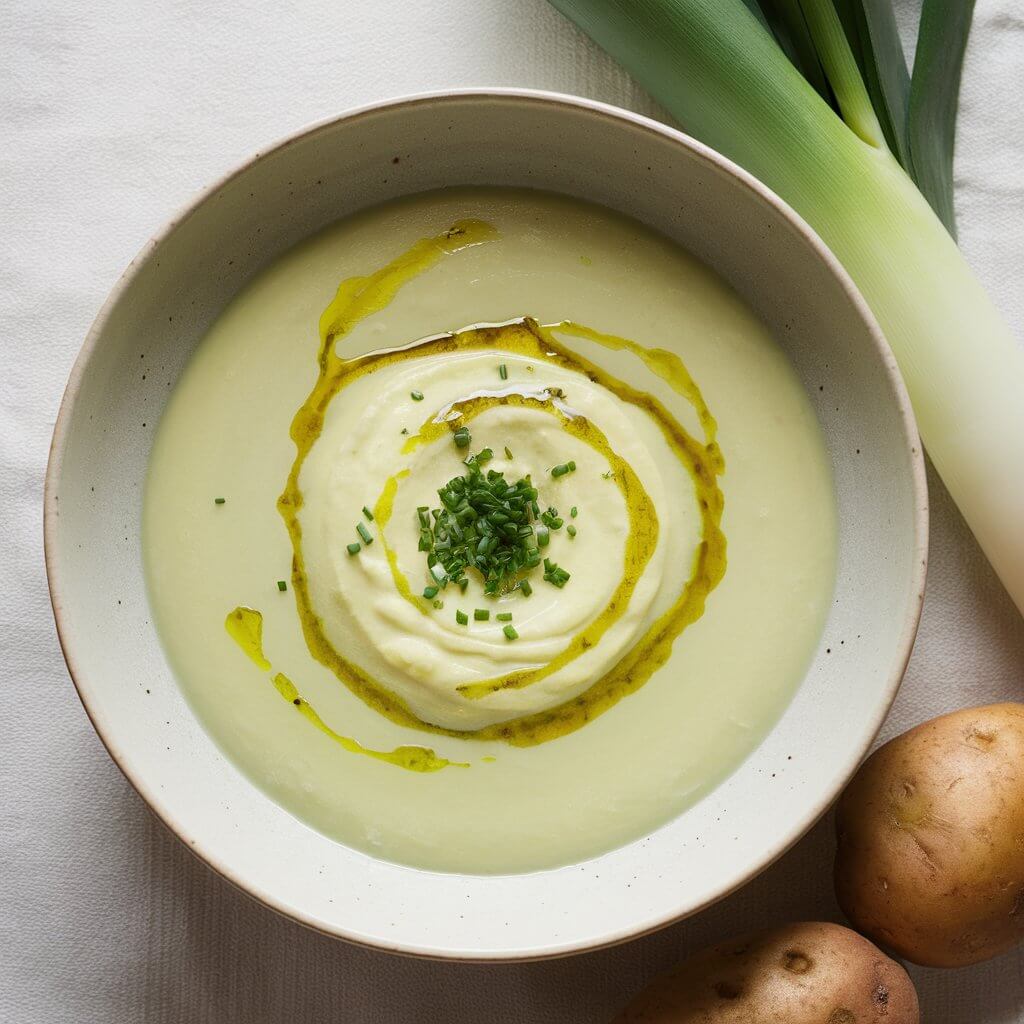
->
[271,222,727,748]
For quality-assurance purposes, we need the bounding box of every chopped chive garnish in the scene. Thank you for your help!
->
[356,522,373,545]
[456,609,469,626]
[401,427,409,435]
[417,447,571,595]
[423,585,439,599]
[474,608,490,621]
[567,460,576,472]
[503,624,519,640]
[453,426,471,449]
[498,363,508,380]
[504,446,513,459]
[570,506,578,518]
[540,507,563,530]
[362,506,374,521]
[567,525,577,538]
[551,464,570,478]
[542,559,571,588]
[346,542,361,555]
[496,612,513,621]
[433,599,444,609]
[214,497,226,505]
[277,580,287,591]
[410,390,424,401]
[519,579,532,597]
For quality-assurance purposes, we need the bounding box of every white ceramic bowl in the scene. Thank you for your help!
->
[45,90,927,960]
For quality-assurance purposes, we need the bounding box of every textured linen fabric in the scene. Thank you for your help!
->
[2,1,1023,1021]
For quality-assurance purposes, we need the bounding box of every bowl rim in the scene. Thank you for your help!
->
[43,87,929,961]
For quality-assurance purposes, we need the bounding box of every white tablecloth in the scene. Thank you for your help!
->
[3,1,1023,1020]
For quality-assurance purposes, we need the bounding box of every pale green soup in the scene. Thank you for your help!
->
[144,188,836,873]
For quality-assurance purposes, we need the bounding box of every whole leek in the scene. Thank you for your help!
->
[548,0,1024,616]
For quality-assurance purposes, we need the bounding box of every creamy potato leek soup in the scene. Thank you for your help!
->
[144,188,837,873]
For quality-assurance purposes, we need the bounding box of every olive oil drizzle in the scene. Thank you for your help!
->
[223,606,464,772]
[225,606,271,671]
[371,469,423,614]
[272,672,466,772]
[549,320,720,454]
[274,220,727,749]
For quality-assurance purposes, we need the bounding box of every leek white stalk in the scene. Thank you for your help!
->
[550,0,1024,615]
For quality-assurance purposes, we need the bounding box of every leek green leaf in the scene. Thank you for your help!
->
[759,0,833,103]
[796,0,885,148]
[737,0,773,34]
[909,0,975,238]
[834,0,913,171]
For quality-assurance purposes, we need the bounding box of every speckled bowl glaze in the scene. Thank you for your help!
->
[45,90,927,960]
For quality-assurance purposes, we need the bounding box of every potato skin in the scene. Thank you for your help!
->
[611,921,918,1023]
[835,703,1024,967]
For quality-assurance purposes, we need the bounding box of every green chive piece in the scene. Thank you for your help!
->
[519,579,532,597]
[356,522,373,545]
[503,624,519,640]
[496,612,513,621]
[456,609,469,626]
[570,506,578,518]
[541,507,564,530]
[474,608,490,620]
[459,578,469,592]
[346,543,361,555]
[453,426,471,449]
[362,506,374,521]
[567,525,577,538]
[433,599,444,609]
[410,390,424,401]
[277,580,287,592]
[543,559,571,588]
[423,585,439,599]
[499,363,508,380]
[536,526,550,547]
[551,464,570,478]
[214,497,226,505]
[401,427,409,435]
[567,460,576,471]
[504,446,513,459]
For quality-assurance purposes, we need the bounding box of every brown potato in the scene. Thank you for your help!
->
[835,702,1024,967]
[611,921,918,1023]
